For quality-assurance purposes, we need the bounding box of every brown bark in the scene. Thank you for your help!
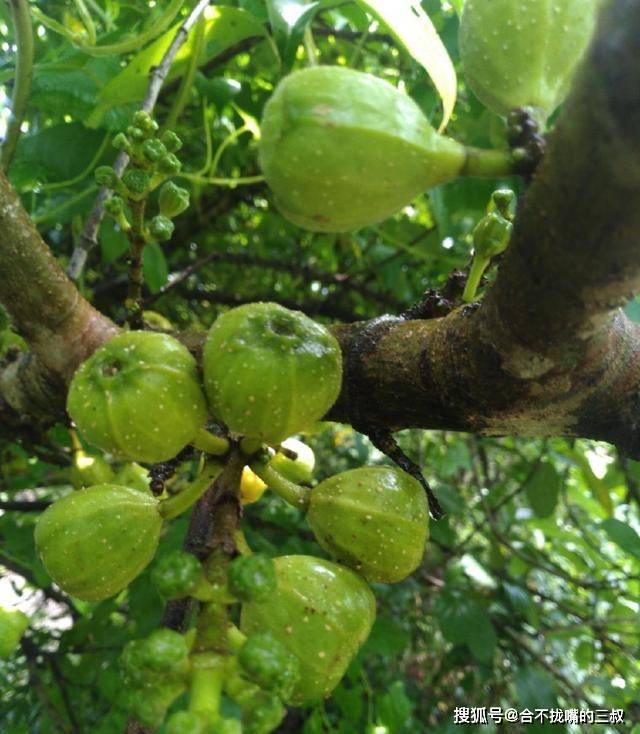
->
[331,0,640,458]
[0,170,117,425]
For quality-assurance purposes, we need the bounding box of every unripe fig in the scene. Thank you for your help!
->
[35,484,162,601]
[114,463,150,493]
[67,331,208,464]
[70,451,114,489]
[203,303,342,444]
[459,0,601,120]
[271,438,315,484]
[0,607,29,658]
[158,181,190,218]
[259,66,466,232]
[307,467,429,583]
[240,555,376,705]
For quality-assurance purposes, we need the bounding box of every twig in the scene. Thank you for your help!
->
[1,0,34,171]
[68,0,212,281]
[0,500,52,512]
[125,199,147,329]
[126,450,245,732]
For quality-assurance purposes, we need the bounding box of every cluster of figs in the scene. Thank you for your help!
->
[35,301,429,708]
[259,0,601,233]
[31,0,604,717]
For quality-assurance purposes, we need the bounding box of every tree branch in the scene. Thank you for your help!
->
[68,0,212,281]
[329,0,640,457]
[4,0,640,461]
[0,171,117,423]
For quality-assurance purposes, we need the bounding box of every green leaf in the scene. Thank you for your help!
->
[525,462,561,518]
[377,681,413,732]
[143,242,169,293]
[10,123,105,190]
[266,0,337,70]
[354,0,457,130]
[435,593,496,663]
[566,447,613,516]
[601,519,640,561]
[514,667,562,733]
[86,7,267,127]
[449,0,465,18]
[99,219,129,263]
[364,616,411,656]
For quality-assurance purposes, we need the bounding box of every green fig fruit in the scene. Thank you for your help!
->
[203,303,342,444]
[259,65,466,232]
[270,438,315,484]
[459,0,601,120]
[240,555,376,706]
[0,607,29,658]
[67,331,208,464]
[114,463,150,493]
[70,451,114,489]
[35,484,162,601]
[307,466,429,583]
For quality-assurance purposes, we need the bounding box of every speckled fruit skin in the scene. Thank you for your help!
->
[307,467,429,583]
[259,66,466,233]
[35,484,162,602]
[203,303,342,444]
[459,0,601,119]
[240,555,376,706]
[67,332,208,464]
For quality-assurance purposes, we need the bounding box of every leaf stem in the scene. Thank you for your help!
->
[1,0,35,172]
[249,461,311,511]
[462,257,490,303]
[189,653,224,720]
[192,428,230,456]
[159,461,223,520]
[165,13,206,129]
[462,146,517,179]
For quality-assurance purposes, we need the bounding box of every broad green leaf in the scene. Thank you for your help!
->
[435,593,497,663]
[364,616,411,656]
[10,123,105,190]
[525,462,561,518]
[354,0,457,130]
[515,667,559,733]
[86,7,267,127]
[601,518,640,561]
[143,242,169,293]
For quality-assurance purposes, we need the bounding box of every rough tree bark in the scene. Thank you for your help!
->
[1,0,640,456]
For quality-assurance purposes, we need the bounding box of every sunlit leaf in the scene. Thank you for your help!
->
[354,0,457,130]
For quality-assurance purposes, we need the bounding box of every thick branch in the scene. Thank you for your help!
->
[4,0,640,458]
[0,171,117,422]
[330,0,640,457]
